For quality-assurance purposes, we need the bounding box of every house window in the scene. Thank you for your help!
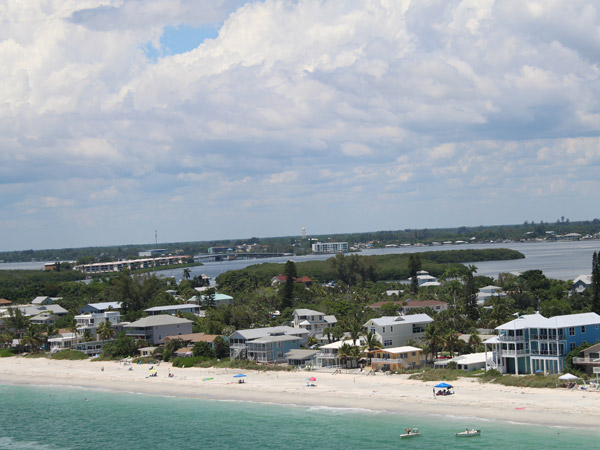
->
[384,339,393,346]
[390,326,393,332]
[383,327,386,333]
[570,342,576,351]
[412,324,424,333]
[278,341,284,348]
[569,327,575,336]
[277,352,283,358]
[581,326,586,334]
[370,327,375,334]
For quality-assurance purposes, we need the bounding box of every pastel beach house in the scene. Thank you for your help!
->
[368,346,424,371]
[484,312,600,374]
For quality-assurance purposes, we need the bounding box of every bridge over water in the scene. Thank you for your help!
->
[193,252,288,263]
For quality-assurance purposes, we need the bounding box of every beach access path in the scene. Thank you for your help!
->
[1,357,598,429]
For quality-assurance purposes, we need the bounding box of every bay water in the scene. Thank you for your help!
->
[0,384,597,449]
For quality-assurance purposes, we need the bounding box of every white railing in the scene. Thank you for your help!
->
[502,349,529,355]
[573,357,600,364]
[371,357,409,367]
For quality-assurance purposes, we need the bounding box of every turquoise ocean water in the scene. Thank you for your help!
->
[0,384,598,450]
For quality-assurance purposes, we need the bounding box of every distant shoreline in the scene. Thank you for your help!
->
[2,357,600,430]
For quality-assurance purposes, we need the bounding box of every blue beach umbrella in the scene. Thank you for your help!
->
[233,374,246,378]
[434,382,453,388]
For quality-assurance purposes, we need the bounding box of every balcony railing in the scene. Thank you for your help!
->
[572,357,600,364]
[502,349,529,355]
[498,335,525,342]
[532,350,563,356]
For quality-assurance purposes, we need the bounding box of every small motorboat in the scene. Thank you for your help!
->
[455,429,481,437]
[400,428,420,438]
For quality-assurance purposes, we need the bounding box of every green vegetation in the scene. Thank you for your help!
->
[50,349,88,360]
[171,357,292,371]
[216,249,524,289]
[408,369,464,382]
[0,348,16,358]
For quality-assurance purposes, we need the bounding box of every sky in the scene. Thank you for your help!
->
[1,0,600,252]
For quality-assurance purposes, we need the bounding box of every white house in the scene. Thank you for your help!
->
[75,311,122,338]
[144,304,202,317]
[292,309,337,337]
[79,302,122,314]
[363,314,433,348]
[477,285,505,304]
[572,275,592,294]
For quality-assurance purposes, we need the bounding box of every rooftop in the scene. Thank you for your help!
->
[125,315,193,328]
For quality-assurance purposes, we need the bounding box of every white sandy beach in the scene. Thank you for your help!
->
[1,357,598,429]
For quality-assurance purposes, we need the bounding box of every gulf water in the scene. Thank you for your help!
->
[0,384,597,449]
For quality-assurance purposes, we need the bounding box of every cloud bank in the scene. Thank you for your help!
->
[1,0,599,250]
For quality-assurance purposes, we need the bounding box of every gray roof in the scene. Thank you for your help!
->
[19,305,68,317]
[124,315,193,328]
[83,302,122,311]
[144,304,199,312]
[365,314,433,327]
[249,334,300,344]
[229,326,308,340]
[324,315,337,324]
[285,349,319,360]
[497,312,600,330]
[294,308,324,316]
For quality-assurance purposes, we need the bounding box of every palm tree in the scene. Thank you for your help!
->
[4,308,29,338]
[306,336,319,348]
[183,268,191,280]
[363,331,382,351]
[423,323,441,360]
[20,326,42,353]
[337,343,353,368]
[441,329,460,357]
[0,332,14,348]
[467,334,482,353]
[97,320,115,341]
[349,322,362,346]
[349,345,364,368]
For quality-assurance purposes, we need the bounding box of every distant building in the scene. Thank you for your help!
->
[572,275,592,294]
[271,274,313,287]
[138,249,168,257]
[74,255,188,274]
[311,242,348,253]
[144,304,202,317]
[399,300,448,314]
[208,246,231,254]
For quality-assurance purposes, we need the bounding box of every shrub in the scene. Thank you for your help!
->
[51,349,88,360]
[408,368,462,381]
[0,348,16,358]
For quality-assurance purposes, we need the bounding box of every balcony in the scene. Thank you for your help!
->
[498,335,525,342]
[572,357,600,365]
[371,358,407,364]
[502,349,529,355]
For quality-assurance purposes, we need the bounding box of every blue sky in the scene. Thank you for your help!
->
[1,0,600,251]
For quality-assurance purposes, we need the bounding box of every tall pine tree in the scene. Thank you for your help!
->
[592,251,600,314]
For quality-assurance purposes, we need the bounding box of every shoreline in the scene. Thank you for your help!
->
[2,357,600,430]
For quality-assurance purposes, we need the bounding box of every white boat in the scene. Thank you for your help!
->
[400,428,420,438]
[455,429,481,437]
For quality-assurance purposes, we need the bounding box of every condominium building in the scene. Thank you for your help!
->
[311,242,348,253]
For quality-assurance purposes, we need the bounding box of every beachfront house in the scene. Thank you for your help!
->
[75,311,122,338]
[162,332,226,349]
[572,343,600,375]
[292,309,337,337]
[246,332,303,363]
[368,346,424,371]
[285,349,319,367]
[124,316,193,345]
[229,326,308,360]
[315,337,366,368]
[363,314,433,348]
[434,352,487,372]
[484,312,600,374]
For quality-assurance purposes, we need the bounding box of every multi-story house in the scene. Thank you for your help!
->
[484,312,600,374]
[246,332,303,363]
[124,315,193,345]
[228,326,308,360]
[363,314,433,348]
[75,311,122,338]
[368,346,424,371]
[292,308,337,337]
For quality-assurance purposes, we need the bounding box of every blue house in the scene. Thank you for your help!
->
[484,312,600,374]
[246,332,303,364]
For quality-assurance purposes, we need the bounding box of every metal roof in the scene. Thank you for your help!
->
[364,314,433,327]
